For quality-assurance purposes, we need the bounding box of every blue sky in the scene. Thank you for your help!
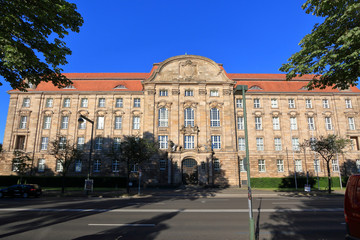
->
[0,0,321,142]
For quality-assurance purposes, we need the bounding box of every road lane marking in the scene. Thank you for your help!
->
[89,224,155,227]
[0,208,344,213]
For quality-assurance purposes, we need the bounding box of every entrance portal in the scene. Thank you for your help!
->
[182,158,198,185]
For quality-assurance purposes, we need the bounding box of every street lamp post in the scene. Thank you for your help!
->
[78,115,94,194]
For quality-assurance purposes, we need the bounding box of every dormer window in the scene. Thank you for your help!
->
[63,85,75,89]
[249,85,263,90]
[114,85,127,89]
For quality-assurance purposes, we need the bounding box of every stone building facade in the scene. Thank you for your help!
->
[1,55,360,186]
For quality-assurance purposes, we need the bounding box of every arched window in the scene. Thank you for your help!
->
[184,108,194,127]
[210,108,220,127]
[158,108,168,127]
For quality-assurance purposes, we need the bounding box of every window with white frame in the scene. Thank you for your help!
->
[274,138,282,151]
[314,159,321,172]
[78,118,86,129]
[292,137,300,151]
[63,98,70,107]
[59,137,66,150]
[213,159,220,171]
[184,135,195,149]
[239,159,246,172]
[210,90,219,97]
[114,116,122,130]
[56,160,63,172]
[332,159,339,172]
[295,159,302,172]
[38,159,45,172]
[185,90,194,96]
[97,116,104,129]
[22,98,30,107]
[256,137,264,151]
[236,98,243,108]
[80,98,88,108]
[210,108,220,127]
[61,116,69,129]
[77,137,85,150]
[237,116,244,130]
[113,137,121,150]
[40,137,49,150]
[277,159,284,172]
[98,98,105,107]
[95,137,103,150]
[133,116,140,129]
[254,98,260,108]
[349,117,356,130]
[75,159,82,173]
[290,117,298,130]
[308,117,315,130]
[271,98,278,108]
[184,108,194,127]
[115,98,123,108]
[46,98,53,108]
[288,99,296,108]
[159,160,166,171]
[43,116,51,129]
[238,137,245,151]
[346,99,352,108]
[158,108,168,127]
[133,98,140,107]
[325,117,333,130]
[305,99,312,108]
[112,160,120,172]
[158,135,168,149]
[255,117,262,130]
[211,135,221,149]
[356,160,360,173]
[19,116,27,129]
[323,99,329,108]
[273,117,280,130]
[258,159,265,172]
[93,159,101,172]
[159,90,168,96]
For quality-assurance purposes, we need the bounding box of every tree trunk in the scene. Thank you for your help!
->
[126,161,130,194]
[326,160,331,194]
[61,174,65,194]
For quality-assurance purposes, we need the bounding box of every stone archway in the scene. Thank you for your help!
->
[182,158,198,185]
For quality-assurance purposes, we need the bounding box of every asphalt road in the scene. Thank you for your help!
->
[0,194,346,240]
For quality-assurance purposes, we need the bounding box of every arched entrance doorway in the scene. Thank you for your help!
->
[182,158,198,185]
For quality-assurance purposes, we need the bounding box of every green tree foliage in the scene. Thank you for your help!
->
[0,0,83,91]
[301,134,350,193]
[280,1,360,90]
[12,150,32,183]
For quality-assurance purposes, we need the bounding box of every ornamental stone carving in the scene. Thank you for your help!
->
[180,125,199,135]
[60,110,71,116]
[305,111,317,117]
[113,110,125,116]
[199,89,207,95]
[270,111,281,117]
[95,110,107,116]
[179,60,197,79]
[288,111,299,117]
[223,89,232,96]
[209,101,224,109]
[183,101,198,109]
[131,110,143,116]
[147,89,156,95]
[157,101,172,109]
[172,89,180,95]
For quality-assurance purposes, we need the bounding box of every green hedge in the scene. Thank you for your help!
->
[250,177,344,188]
[0,176,127,188]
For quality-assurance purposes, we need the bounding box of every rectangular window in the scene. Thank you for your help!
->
[239,159,246,172]
[159,108,168,127]
[272,117,280,130]
[93,159,101,172]
[95,137,103,150]
[236,99,243,108]
[211,135,221,150]
[325,117,333,130]
[185,90,194,96]
[61,116,69,129]
[97,116,105,129]
[22,98,30,107]
[271,99,278,108]
[159,90,168,96]
[314,159,321,172]
[349,117,356,130]
[114,116,122,130]
[115,98,123,108]
[210,108,220,127]
[274,138,282,151]
[295,159,302,172]
[112,160,120,172]
[113,137,121,150]
[277,159,284,172]
[133,116,140,129]
[237,117,244,130]
[98,98,105,107]
[258,159,265,172]
[43,116,51,129]
[238,137,245,151]
[254,98,260,108]
[255,117,262,130]
[78,118,86,129]
[308,117,315,130]
[350,136,359,150]
[332,159,339,172]
[158,135,168,149]
[184,108,194,127]
[77,137,85,150]
[15,135,26,150]
[59,137,67,150]
[346,99,352,108]
[288,99,296,108]
[40,137,49,150]
[213,159,220,171]
[323,99,329,108]
[159,160,166,171]
[306,99,312,108]
[290,117,298,130]
[210,90,219,97]
[256,137,264,151]
[134,98,140,107]
[63,98,70,108]
[56,160,63,172]
[38,159,45,172]
[81,98,88,108]
[46,98,53,108]
[75,159,82,173]
[19,116,27,129]
[292,138,300,151]
[184,135,195,149]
